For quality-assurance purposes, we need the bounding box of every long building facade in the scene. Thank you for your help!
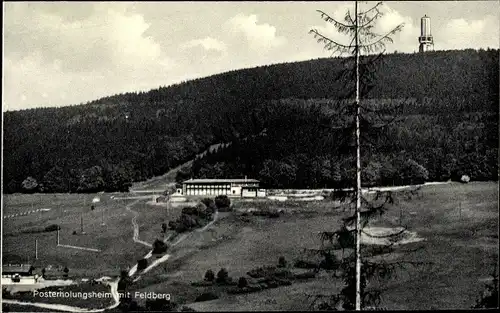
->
[177,178,265,197]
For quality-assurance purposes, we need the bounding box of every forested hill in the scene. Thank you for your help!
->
[3,49,499,193]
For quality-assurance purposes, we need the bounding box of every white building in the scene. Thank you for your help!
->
[178,178,266,197]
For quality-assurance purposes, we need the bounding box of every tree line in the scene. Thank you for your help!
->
[3,49,498,193]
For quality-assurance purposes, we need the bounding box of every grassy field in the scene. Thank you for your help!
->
[2,193,154,279]
[128,182,498,310]
[2,182,498,310]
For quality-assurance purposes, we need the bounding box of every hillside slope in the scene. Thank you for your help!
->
[3,49,498,193]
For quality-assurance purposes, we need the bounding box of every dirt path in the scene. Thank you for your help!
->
[126,199,153,248]
[130,210,219,281]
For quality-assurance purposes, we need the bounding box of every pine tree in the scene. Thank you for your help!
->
[306,1,427,310]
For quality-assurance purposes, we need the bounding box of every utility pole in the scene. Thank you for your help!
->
[57,227,60,246]
[35,239,38,260]
[81,213,84,234]
[354,0,362,310]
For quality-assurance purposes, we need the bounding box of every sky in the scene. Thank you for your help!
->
[3,1,499,111]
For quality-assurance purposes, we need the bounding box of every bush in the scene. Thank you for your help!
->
[399,159,429,185]
[179,213,197,228]
[72,230,77,235]
[195,202,208,214]
[204,269,215,282]
[201,198,217,213]
[278,256,287,268]
[152,239,168,254]
[294,260,319,269]
[175,223,188,233]
[137,259,148,271]
[294,271,316,279]
[214,195,231,210]
[194,292,219,302]
[146,299,177,311]
[216,268,229,284]
[461,175,471,183]
[238,277,248,288]
[44,224,61,232]
[161,223,167,233]
[63,267,69,278]
[182,206,199,216]
[168,221,177,230]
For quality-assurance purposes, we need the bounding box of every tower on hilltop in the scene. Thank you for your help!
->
[418,15,434,52]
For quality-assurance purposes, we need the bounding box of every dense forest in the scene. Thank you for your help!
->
[3,49,499,193]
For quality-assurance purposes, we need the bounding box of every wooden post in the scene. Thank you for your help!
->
[35,239,38,260]
[81,213,84,234]
[57,228,60,246]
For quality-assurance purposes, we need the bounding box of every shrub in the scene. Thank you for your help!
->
[294,271,316,279]
[63,267,69,278]
[216,268,229,284]
[168,221,177,230]
[179,214,197,228]
[399,159,429,185]
[278,256,287,268]
[194,292,218,302]
[161,223,167,233]
[72,230,77,235]
[238,277,248,288]
[182,206,199,216]
[267,210,280,218]
[195,202,208,214]
[146,299,177,311]
[201,198,217,213]
[294,260,319,269]
[152,239,168,254]
[461,175,471,183]
[204,269,215,282]
[44,224,61,232]
[175,223,188,233]
[137,259,148,271]
[214,195,231,210]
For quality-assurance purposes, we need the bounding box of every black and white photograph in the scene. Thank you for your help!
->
[2,1,499,311]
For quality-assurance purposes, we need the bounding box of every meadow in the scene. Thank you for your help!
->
[129,182,498,310]
[2,182,498,311]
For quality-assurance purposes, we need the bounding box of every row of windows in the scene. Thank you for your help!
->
[185,189,232,195]
[185,185,231,189]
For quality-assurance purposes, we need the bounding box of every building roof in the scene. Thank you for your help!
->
[2,264,33,274]
[183,178,259,184]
